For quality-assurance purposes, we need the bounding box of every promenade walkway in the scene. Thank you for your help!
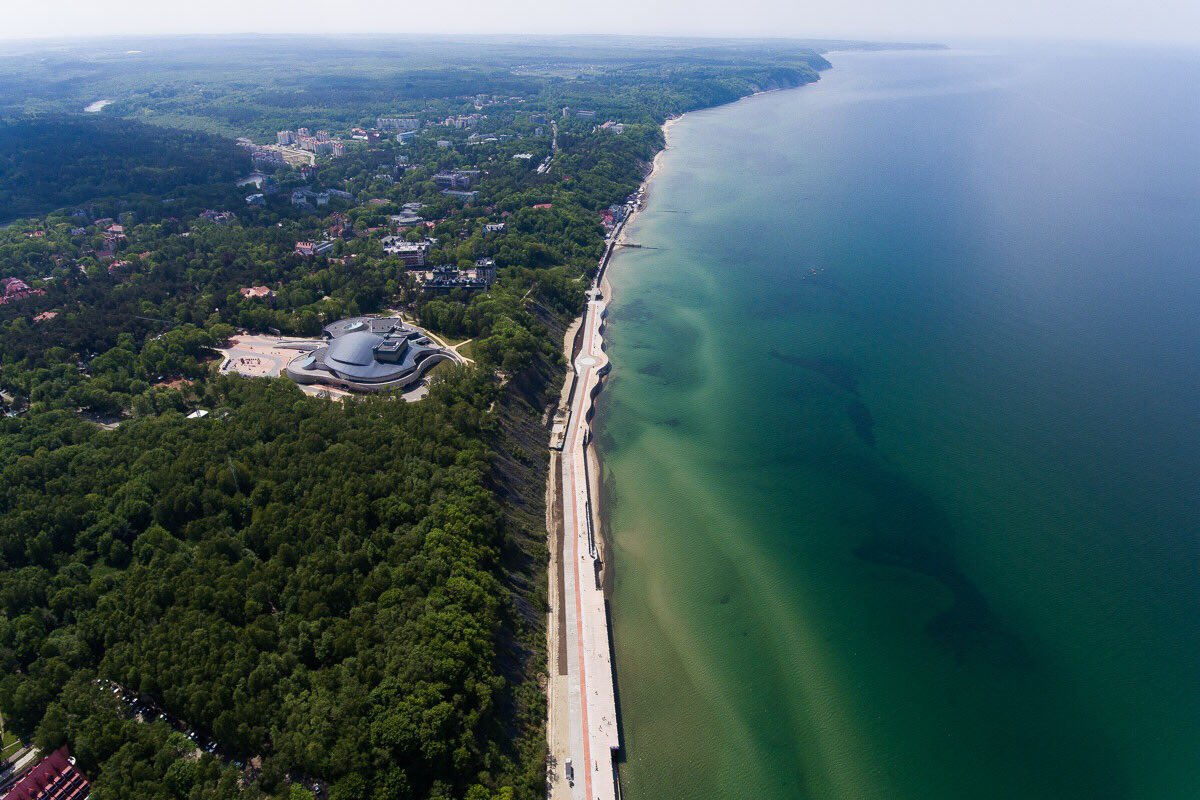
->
[558,285,619,800]
[549,198,638,800]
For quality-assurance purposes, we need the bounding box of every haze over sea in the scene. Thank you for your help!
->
[600,46,1200,799]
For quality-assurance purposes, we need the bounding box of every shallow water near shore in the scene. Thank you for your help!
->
[600,46,1200,799]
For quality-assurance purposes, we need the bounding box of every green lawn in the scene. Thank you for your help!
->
[1,728,23,759]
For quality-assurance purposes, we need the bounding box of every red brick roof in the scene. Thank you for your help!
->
[4,747,90,800]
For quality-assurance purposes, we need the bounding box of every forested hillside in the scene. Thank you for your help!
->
[0,117,246,221]
[1,375,546,799]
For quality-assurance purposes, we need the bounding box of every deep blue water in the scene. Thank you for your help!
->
[602,45,1200,799]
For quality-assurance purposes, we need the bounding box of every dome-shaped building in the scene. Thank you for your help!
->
[285,317,455,392]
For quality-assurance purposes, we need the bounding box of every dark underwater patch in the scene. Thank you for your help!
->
[845,398,876,448]
[767,348,859,394]
[770,349,877,446]
[638,362,664,377]
[616,298,653,323]
[851,468,1023,665]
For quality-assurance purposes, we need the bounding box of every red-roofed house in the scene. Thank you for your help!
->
[4,747,91,800]
[0,278,45,306]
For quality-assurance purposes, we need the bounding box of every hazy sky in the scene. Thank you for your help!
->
[5,0,1199,44]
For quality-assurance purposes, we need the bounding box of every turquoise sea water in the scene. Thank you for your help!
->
[600,46,1200,799]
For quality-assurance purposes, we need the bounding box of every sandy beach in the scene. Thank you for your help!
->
[614,114,682,250]
[603,113,683,301]
[544,111,684,798]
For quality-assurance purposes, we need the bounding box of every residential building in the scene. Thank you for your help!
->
[96,235,121,261]
[239,285,275,301]
[443,114,482,129]
[382,236,434,267]
[389,202,425,227]
[484,222,506,234]
[277,130,295,145]
[470,257,497,284]
[329,213,354,239]
[199,210,236,225]
[3,747,90,800]
[432,171,477,190]
[252,149,287,170]
[377,117,420,130]
[0,277,46,305]
[418,265,492,292]
[441,189,479,202]
[295,240,335,257]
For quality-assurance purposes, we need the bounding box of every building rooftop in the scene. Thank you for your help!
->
[285,317,454,393]
[4,747,90,800]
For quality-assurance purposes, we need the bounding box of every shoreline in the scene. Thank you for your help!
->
[544,76,823,799]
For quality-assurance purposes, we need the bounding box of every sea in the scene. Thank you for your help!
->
[600,44,1200,799]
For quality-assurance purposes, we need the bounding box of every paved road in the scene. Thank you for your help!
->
[558,285,620,800]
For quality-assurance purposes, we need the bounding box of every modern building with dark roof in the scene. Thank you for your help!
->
[284,317,455,393]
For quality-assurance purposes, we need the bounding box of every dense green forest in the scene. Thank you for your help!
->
[0,117,246,221]
[1,376,545,799]
[0,35,842,799]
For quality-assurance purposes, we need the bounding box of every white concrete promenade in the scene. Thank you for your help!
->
[559,283,619,800]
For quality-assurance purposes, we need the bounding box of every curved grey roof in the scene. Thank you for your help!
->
[286,316,454,391]
[327,331,381,367]
[323,331,397,380]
